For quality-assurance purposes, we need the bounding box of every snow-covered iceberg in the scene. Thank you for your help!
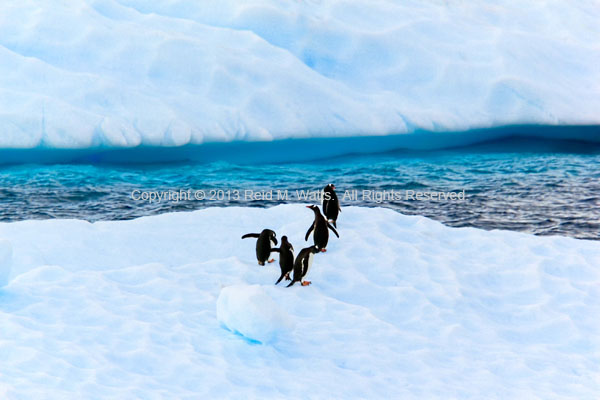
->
[0,205,598,398]
[0,0,599,150]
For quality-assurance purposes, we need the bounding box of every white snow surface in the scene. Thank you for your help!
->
[0,240,12,288]
[0,205,599,399]
[0,0,599,148]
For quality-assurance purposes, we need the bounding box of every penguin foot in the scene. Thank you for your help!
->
[301,281,311,286]
[268,259,275,263]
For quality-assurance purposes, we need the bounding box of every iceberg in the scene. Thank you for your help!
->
[0,205,598,398]
[0,0,599,151]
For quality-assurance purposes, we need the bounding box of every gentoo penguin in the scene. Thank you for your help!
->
[322,183,341,228]
[274,236,294,285]
[287,245,320,287]
[241,229,278,265]
[305,205,339,252]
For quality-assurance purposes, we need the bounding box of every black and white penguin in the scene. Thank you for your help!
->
[322,183,341,228]
[305,205,339,252]
[274,236,294,285]
[241,229,278,265]
[287,245,320,287]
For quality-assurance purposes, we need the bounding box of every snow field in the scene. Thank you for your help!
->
[0,205,598,398]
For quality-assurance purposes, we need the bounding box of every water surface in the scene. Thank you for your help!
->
[1,137,598,240]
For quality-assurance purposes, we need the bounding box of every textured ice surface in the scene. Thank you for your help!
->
[0,205,599,398]
[217,284,294,344]
[0,240,12,287]
[0,0,599,149]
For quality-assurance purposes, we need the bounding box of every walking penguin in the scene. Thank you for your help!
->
[305,205,339,252]
[322,183,341,228]
[274,236,294,284]
[241,229,278,265]
[287,245,320,287]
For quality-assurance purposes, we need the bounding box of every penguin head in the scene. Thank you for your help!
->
[309,246,320,254]
[271,231,278,245]
[262,229,277,245]
[325,183,335,191]
[306,205,321,215]
[281,235,292,250]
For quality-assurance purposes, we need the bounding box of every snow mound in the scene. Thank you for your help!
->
[0,239,12,287]
[217,284,294,344]
[0,0,599,149]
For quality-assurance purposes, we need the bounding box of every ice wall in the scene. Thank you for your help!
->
[0,0,599,149]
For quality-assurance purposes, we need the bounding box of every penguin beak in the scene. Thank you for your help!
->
[306,206,311,208]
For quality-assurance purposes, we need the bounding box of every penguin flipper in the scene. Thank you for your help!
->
[305,224,314,241]
[241,233,260,239]
[275,273,285,285]
[327,223,340,238]
[286,280,296,288]
[271,248,281,253]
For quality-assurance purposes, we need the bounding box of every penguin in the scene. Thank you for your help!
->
[305,205,339,252]
[241,229,278,265]
[322,183,341,228]
[287,245,320,287]
[274,236,294,285]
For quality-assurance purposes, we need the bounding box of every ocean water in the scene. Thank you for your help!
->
[0,137,599,240]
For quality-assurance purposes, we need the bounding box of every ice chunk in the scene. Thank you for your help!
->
[216,284,294,344]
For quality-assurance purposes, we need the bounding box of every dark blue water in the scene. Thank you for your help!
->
[1,137,598,240]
